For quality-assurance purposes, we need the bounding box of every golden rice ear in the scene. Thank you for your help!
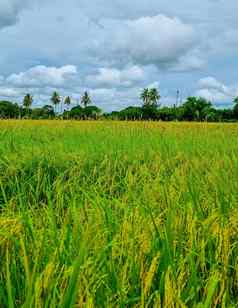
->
[0,217,22,249]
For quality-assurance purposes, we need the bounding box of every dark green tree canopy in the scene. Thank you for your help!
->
[182,97,213,121]
[0,101,20,119]
[117,106,143,120]
[83,106,101,119]
[31,105,55,119]
[67,105,101,120]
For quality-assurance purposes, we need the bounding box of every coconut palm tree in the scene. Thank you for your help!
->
[150,88,161,107]
[140,88,150,107]
[64,96,71,111]
[23,94,33,117]
[233,97,238,119]
[81,91,91,108]
[51,91,61,113]
[23,94,33,109]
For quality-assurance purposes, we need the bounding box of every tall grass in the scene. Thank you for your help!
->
[0,120,238,307]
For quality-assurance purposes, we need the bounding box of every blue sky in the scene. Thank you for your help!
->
[0,0,238,111]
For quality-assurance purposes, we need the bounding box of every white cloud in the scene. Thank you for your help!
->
[198,77,224,90]
[195,77,238,103]
[89,86,142,111]
[86,65,144,87]
[146,81,160,89]
[195,89,228,102]
[99,15,197,69]
[170,54,205,72]
[6,65,78,88]
[0,65,80,105]
[0,87,22,98]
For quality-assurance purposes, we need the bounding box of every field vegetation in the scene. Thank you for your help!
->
[0,120,238,307]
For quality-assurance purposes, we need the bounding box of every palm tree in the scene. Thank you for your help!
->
[64,96,71,111]
[51,91,61,113]
[233,97,238,118]
[81,91,91,108]
[23,94,33,109]
[140,88,150,106]
[150,88,161,107]
[23,94,33,118]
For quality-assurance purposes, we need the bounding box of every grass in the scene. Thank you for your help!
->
[0,120,238,307]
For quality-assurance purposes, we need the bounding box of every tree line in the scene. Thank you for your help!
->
[1,88,238,121]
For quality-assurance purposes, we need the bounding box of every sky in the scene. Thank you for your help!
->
[0,0,238,111]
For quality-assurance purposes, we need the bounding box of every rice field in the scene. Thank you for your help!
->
[0,120,238,307]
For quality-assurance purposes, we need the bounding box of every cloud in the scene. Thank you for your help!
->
[195,77,238,103]
[0,0,37,29]
[169,54,205,72]
[6,65,78,88]
[0,87,23,98]
[97,15,197,70]
[198,77,226,92]
[0,0,238,110]
[86,65,145,87]
[88,86,142,111]
[146,81,160,89]
[0,65,80,106]
[78,0,230,23]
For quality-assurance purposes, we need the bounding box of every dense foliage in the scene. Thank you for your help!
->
[1,90,238,121]
[105,97,238,122]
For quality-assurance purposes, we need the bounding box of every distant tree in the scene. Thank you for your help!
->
[64,96,71,110]
[233,97,238,119]
[205,108,219,122]
[0,101,20,119]
[182,97,212,121]
[140,88,161,120]
[150,88,161,107]
[81,91,91,108]
[142,105,159,120]
[181,97,197,121]
[23,94,33,109]
[140,88,150,107]
[31,105,55,119]
[83,106,102,119]
[42,105,55,118]
[158,107,177,121]
[118,106,143,120]
[104,111,120,120]
[51,91,61,113]
[22,94,33,118]
[140,88,161,108]
[215,109,234,122]
[31,108,44,119]
[65,105,101,120]
[69,105,84,119]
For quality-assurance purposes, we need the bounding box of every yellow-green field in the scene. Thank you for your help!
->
[0,120,238,307]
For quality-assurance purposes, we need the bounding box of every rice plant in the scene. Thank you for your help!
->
[0,120,238,307]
